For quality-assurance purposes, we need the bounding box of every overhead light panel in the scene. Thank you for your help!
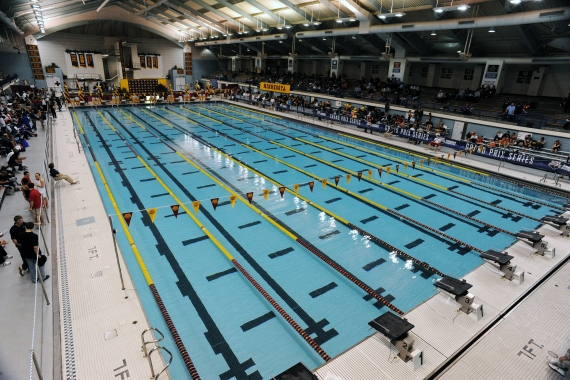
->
[431,30,436,35]
[433,4,470,13]
[488,27,495,32]
[378,12,405,19]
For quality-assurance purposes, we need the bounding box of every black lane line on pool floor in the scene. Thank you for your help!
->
[84,113,261,380]
[124,109,339,346]
[191,106,516,237]
[166,107,445,279]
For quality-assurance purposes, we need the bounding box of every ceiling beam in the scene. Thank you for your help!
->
[191,0,252,32]
[241,0,280,23]
[214,0,257,25]
[505,3,547,56]
[317,0,348,19]
[274,0,310,21]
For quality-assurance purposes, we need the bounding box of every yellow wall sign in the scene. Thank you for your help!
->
[259,82,290,94]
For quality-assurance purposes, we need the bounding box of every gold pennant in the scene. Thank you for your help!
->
[404,163,408,171]
[386,166,391,175]
[368,169,372,179]
[263,189,271,200]
[229,195,237,208]
[147,208,158,223]
[447,154,450,160]
[321,179,327,189]
[192,201,200,214]
[293,184,300,194]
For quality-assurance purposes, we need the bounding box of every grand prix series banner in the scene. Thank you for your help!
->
[385,126,570,176]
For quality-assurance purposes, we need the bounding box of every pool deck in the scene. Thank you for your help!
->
[18,103,568,380]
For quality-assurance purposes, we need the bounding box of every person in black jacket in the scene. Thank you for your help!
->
[17,222,48,283]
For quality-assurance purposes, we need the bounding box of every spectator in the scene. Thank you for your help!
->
[48,162,78,184]
[504,102,516,121]
[17,221,49,283]
[552,140,561,153]
[10,215,28,276]
[494,131,503,141]
[27,183,44,226]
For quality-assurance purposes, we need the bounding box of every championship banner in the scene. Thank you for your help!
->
[86,54,94,68]
[147,56,152,69]
[153,56,158,69]
[259,82,290,94]
[140,56,146,69]
[78,53,86,68]
[70,53,78,67]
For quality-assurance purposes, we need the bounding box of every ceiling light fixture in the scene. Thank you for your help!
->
[433,0,470,14]
[431,30,436,35]
[379,0,406,19]
[311,8,321,25]
[488,27,495,32]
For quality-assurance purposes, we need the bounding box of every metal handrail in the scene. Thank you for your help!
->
[147,346,172,380]
[141,327,172,379]
[141,327,164,358]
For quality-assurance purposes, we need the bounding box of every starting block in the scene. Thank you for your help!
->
[369,312,422,367]
[515,230,554,257]
[434,276,483,320]
[541,216,570,237]
[480,250,524,284]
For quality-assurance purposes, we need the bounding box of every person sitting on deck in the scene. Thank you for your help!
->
[48,163,78,184]
[552,140,562,153]
[426,136,444,151]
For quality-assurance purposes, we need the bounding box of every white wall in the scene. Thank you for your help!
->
[37,33,183,79]
[64,53,105,80]
[538,65,570,98]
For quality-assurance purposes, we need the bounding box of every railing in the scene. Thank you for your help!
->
[29,101,54,380]
[73,73,102,81]
[141,328,173,380]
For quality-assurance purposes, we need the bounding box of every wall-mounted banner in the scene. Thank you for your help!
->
[259,82,290,93]
[147,56,152,69]
[153,56,158,69]
[140,56,146,69]
[78,53,86,68]
[70,53,78,68]
[86,54,94,68]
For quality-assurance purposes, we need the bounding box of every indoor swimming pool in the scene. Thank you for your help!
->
[73,103,568,379]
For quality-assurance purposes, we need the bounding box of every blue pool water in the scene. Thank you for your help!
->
[74,103,568,379]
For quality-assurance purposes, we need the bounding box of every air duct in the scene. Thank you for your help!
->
[295,7,570,39]
[195,33,287,46]
[0,11,24,35]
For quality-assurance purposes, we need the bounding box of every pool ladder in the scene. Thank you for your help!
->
[141,327,173,379]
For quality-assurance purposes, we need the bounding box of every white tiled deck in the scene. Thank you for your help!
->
[52,109,163,379]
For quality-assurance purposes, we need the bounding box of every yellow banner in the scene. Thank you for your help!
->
[260,82,290,94]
